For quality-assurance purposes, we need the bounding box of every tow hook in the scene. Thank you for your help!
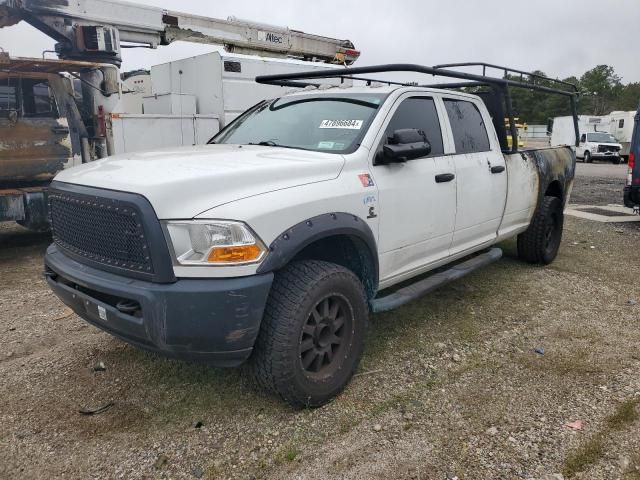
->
[43,269,57,280]
[116,299,140,315]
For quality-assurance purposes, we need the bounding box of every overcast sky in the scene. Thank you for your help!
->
[1,0,639,83]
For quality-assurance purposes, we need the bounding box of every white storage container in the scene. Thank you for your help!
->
[150,51,347,127]
[143,93,197,115]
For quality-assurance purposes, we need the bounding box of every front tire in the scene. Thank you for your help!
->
[251,260,368,408]
[612,156,621,165]
[517,196,564,265]
[584,151,592,163]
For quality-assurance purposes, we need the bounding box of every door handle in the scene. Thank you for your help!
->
[490,165,505,174]
[435,173,455,183]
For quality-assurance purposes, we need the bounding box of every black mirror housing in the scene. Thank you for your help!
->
[378,129,431,164]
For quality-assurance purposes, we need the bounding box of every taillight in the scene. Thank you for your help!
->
[628,152,638,186]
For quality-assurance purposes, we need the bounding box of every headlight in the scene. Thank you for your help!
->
[164,221,266,266]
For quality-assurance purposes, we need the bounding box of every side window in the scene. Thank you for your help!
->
[580,134,587,143]
[22,79,58,117]
[444,99,491,154]
[619,119,625,129]
[0,77,18,117]
[381,97,444,156]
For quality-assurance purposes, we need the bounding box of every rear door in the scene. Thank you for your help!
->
[371,94,457,285]
[0,75,72,184]
[443,97,508,255]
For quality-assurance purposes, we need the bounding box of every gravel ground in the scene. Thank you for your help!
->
[0,167,639,480]
[570,163,628,206]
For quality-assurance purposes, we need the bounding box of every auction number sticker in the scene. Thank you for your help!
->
[319,119,363,129]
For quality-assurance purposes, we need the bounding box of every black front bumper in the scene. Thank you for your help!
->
[45,245,274,366]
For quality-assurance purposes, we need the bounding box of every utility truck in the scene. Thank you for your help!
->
[43,63,579,407]
[0,0,359,229]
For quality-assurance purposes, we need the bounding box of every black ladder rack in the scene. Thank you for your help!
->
[255,62,580,153]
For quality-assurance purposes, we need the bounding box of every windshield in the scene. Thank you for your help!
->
[587,132,617,143]
[212,93,387,153]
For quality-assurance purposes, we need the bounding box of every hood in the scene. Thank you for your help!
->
[598,142,622,147]
[54,144,344,218]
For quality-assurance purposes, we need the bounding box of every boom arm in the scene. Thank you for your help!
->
[0,0,360,65]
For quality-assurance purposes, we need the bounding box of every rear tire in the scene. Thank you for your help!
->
[517,196,564,265]
[584,151,592,163]
[251,260,368,408]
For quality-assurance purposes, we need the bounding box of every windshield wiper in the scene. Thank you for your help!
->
[246,141,312,152]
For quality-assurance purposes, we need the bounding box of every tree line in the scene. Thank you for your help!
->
[506,65,640,124]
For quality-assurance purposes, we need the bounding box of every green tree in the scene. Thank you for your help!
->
[578,65,623,115]
[617,82,640,111]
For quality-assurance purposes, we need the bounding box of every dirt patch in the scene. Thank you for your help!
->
[1,212,639,480]
[1,163,640,480]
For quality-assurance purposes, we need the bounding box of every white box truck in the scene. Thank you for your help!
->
[609,110,636,160]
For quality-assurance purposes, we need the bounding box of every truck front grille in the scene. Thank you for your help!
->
[48,190,154,275]
[598,145,620,153]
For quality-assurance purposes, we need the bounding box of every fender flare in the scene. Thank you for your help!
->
[256,212,379,293]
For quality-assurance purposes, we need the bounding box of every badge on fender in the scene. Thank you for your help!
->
[358,173,375,187]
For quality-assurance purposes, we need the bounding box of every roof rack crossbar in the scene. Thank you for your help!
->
[432,62,579,92]
[255,63,578,97]
[254,63,580,151]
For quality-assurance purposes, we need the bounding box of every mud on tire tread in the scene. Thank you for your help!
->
[250,260,368,408]
[517,195,564,265]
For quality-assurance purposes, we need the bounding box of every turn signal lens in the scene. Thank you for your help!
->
[207,244,263,263]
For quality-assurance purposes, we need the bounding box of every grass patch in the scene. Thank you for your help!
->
[563,435,605,478]
[606,399,639,430]
[273,444,300,465]
[563,399,640,478]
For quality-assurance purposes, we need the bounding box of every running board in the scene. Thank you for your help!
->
[370,248,503,313]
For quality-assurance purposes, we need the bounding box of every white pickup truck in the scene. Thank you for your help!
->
[44,64,577,407]
[577,131,623,164]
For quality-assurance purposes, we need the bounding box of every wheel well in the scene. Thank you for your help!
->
[291,235,377,300]
[545,180,563,200]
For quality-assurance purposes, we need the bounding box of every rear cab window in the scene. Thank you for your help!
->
[0,77,18,117]
[0,77,58,119]
[444,99,491,154]
[22,79,58,117]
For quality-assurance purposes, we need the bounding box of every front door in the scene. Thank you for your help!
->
[371,95,457,287]
[442,97,508,255]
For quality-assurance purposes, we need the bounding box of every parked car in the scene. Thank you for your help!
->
[623,104,640,210]
[576,131,623,164]
[43,65,577,407]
